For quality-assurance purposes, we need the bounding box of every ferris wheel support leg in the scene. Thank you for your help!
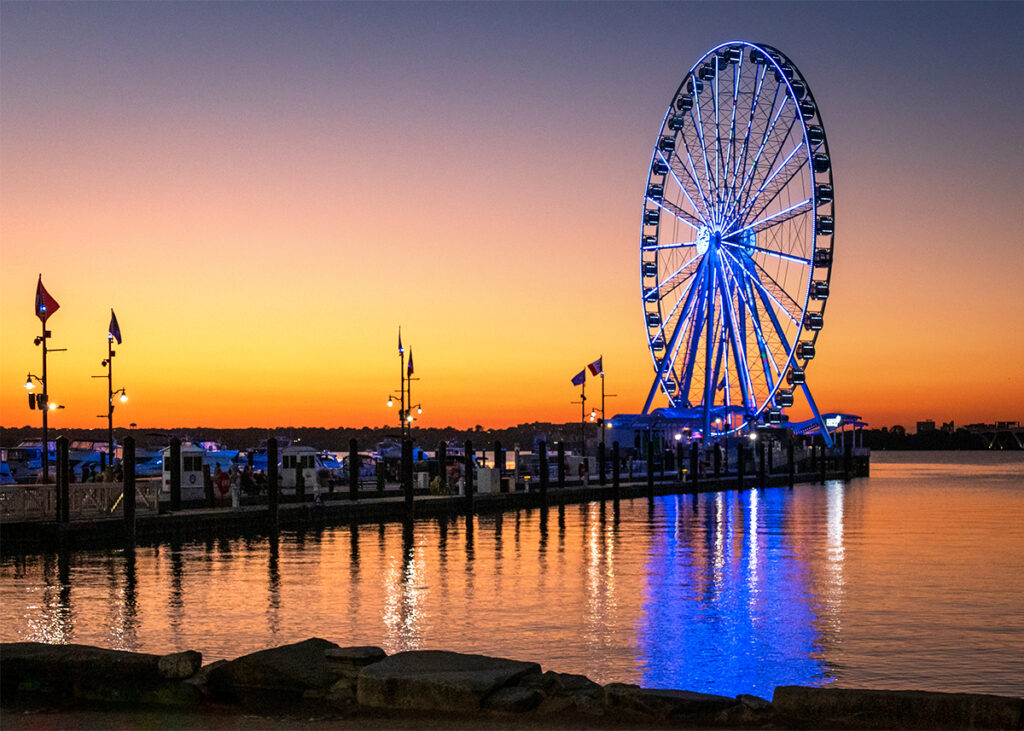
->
[800,382,834,448]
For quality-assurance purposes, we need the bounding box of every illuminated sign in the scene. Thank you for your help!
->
[825,415,842,428]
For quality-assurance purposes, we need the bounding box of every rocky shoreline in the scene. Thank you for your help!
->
[2,639,1021,729]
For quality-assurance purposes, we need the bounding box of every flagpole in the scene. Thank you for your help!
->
[580,378,586,460]
[601,370,605,450]
[400,337,406,442]
[41,317,49,484]
[107,336,114,466]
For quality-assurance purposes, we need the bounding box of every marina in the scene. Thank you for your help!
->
[1,452,1021,701]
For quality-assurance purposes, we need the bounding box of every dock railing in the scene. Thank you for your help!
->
[1,479,160,523]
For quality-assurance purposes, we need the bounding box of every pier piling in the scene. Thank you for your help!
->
[538,440,549,502]
[690,442,699,487]
[646,441,654,497]
[464,440,474,514]
[123,436,136,546]
[402,439,413,517]
[438,441,447,492]
[267,438,279,532]
[169,437,181,512]
[759,440,767,489]
[787,438,796,487]
[349,439,359,501]
[612,441,620,499]
[56,436,69,524]
[598,442,606,486]
[557,442,565,490]
[737,442,745,490]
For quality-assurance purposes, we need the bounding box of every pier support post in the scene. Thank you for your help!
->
[402,439,414,517]
[646,440,655,497]
[676,443,684,483]
[611,441,620,499]
[690,442,699,487]
[123,436,136,546]
[844,439,853,480]
[557,442,565,490]
[349,438,359,501]
[538,440,549,502]
[295,463,305,503]
[787,437,796,487]
[810,439,818,473]
[169,437,182,512]
[267,438,279,532]
[56,436,69,524]
[819,440,827,483]
[713,443,722,478]
[767,437,775,475]
[438,441,447,492]
[597,442,606,486]
[759,439,768,489]
[737,441,745,490]
[464,440,474,514]
[493,440,504,492]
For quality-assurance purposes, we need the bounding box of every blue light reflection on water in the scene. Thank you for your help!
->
[636,487,835,698]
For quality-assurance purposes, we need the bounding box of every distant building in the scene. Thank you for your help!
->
[891,425,906,437]
[916,420,936,434]
[941,421,955,434]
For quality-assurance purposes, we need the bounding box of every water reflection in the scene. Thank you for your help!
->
[267,534,280,638]
[382,520,424,652]
[637,489,828,698]
[3,456,1021,698]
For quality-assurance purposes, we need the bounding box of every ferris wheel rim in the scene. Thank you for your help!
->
[640,40,835,435]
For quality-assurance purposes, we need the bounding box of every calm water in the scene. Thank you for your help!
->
[2,451,1022,699]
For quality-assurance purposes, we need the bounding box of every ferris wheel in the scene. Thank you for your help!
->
[640,41,835,443]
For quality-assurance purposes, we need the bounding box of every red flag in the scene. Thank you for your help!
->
[35,275,59,323]
[588,356,603,376]
[398,327,403,354]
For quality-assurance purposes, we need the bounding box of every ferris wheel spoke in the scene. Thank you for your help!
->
[720,239,810,264]
[723,54,741,190]
[670,144,716,223]
[731,139,806,227]
[722,257,783,402]
[651,255,708,355]
[716,258,756,411]
[678,270,711,407]
[728,64,768,208]
[728,88,789,225]
[739,143,810,226]
[651,197,703,231]
[721,248,801,324]
[730,198,812,237]
[652,252,703,299]
[723,255,777,397]
[641,239,698,252]
[659,151,711,225]
[725,113,798,226]
[689,94,720,225]
[644,260,708,412]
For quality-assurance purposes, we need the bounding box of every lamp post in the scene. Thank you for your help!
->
[387,329,421,440]
[26,350,66,483]
[93,334,127,465]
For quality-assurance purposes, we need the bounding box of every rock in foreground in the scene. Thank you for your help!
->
[357,650,541,712]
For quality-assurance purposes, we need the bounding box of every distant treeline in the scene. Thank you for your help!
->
[0,423,586,452]
[2,424,1014,452]
[861,428,1017,451]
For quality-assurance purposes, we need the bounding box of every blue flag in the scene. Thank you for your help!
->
[109,309,122,344]
[571,369,586,387]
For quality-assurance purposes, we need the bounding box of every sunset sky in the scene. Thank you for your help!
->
[2,2,1022,430]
